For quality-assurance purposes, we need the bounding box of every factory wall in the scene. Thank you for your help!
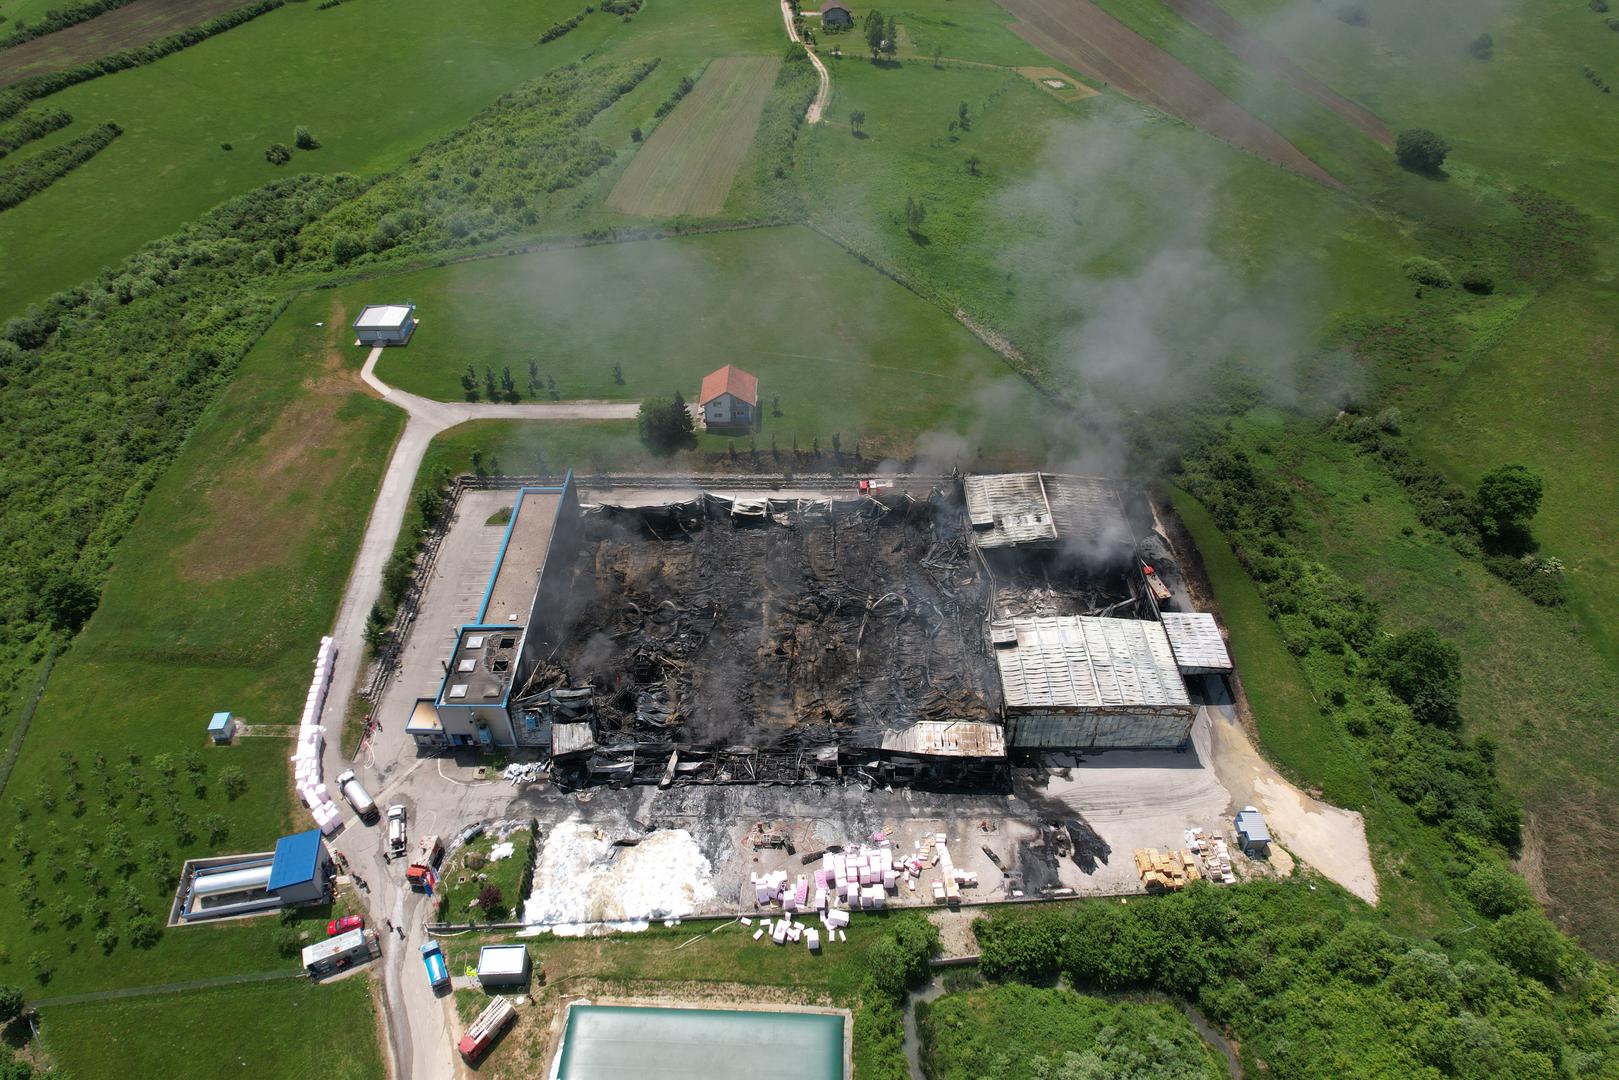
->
[1006,709,1196,750]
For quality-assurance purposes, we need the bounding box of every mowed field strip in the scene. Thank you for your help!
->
[608,54,780,217]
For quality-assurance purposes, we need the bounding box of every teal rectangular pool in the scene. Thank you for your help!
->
[555,1004,845,1080]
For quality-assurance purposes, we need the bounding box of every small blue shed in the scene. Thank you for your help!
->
[208,711,234,744]
[1235,807,1271,857]
[267,829,331,906]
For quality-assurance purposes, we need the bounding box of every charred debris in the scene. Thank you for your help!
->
[516,478,1173,790]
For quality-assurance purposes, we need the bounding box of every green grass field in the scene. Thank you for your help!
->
[43,976,383,1080]
[0,0,620,317]
[0,290,397,1049]
[361,225,1073,463]
[607,56,782,217]
[1199,413,1619,949]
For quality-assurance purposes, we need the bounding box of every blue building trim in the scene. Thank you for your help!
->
[475,471,574,625]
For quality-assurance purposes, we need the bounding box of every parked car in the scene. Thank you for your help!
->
[421,939,449,991]
[327,915,364,937]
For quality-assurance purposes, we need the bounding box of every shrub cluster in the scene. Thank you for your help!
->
[652,73,697,120]
[752,48,819,191]
[0,0,138,49]
[0,121,120,212]
[0,106,72,160]
[852,914,938,1079]
[971,883,1617,1079]
[1333,418,1566,606]
[1177,441,1521,847]
[1402,255,1453,288]
[539,7,590,43]
[296,60,658,268]
[0,0,285,123]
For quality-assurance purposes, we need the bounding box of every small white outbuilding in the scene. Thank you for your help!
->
[353,303,417,346]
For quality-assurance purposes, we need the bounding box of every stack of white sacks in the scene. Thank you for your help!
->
[294,636,340,834]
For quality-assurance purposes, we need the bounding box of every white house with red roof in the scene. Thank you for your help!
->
[698,364,760,434]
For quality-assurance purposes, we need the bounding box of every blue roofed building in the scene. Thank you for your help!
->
[266,828,332,905]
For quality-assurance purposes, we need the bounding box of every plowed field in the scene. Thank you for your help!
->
[999,0,1343,188]
[1162,0,1389,144]
[0,0,248,86]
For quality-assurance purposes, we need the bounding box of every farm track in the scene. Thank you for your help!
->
[607,55,781,218]
[1160,0,1389,145]
[0,0,249,86]
[998,0,1344,189]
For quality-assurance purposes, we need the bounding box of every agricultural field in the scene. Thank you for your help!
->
[363,225,1074,464]
[0,290,398,1018]
[607,55,782,217]
[0,0,245,85]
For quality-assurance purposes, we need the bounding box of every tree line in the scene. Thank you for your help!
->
[0,121,120,213]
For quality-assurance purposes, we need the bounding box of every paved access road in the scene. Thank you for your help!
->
[313,349,637,1080]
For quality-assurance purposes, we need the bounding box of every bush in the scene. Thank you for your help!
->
[1395,127,1450,173]
[1467,33,1493,60]
[264,142,292,165]
[293,125,319,150]
[0,984,23,1024]
[0,106,72,159]
[1373,627,1461,727]
[1402,256,1453,288]
[1488,910,1563,985]
[475,884,505,918]
[275,928,303,957]
[1592,0,1609,12]
[127,916,160,950]
[1474,464,1542,539]
[1460,862,1533,918]
[1458,268,1494,294]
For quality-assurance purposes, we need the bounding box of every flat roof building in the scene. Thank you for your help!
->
[428,477,582,750]
[476,944,532,988]
[265,828,331,905]
[352,303,417,346]
[994,615,1195,749]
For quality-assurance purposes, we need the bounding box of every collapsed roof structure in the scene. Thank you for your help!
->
[408,474,1234,786]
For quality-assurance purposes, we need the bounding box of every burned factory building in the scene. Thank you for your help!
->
[418,472,1236,786]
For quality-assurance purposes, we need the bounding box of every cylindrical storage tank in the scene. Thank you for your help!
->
[191,863,273,898]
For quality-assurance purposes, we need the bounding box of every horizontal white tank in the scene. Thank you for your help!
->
[191,863,272,899]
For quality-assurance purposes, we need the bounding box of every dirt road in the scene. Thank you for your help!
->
[779,0,829,123]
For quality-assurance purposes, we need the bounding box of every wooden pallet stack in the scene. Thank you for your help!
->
[1134,848,1201,891]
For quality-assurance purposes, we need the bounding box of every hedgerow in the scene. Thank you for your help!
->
[0,121,119,211]
[0,0,139,49]
[0,106,72,159]
[296,60,658,267]
[0,0,284,122]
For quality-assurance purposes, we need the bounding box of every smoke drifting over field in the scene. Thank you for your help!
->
[986,100,1323,472]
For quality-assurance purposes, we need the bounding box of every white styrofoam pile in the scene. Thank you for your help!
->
[520,821,716,936]
[293,636,338,833]
[503,762,545,785]
[486,841,515,862]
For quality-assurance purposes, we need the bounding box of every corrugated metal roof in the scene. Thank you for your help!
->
[994,616,1191,710]
[551,722,597,756]
[266,829,324,891]
[1236,810,1271,843]
[962,473,1133,552]
[1160,612,1232,672]
[880,720,1006,758]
